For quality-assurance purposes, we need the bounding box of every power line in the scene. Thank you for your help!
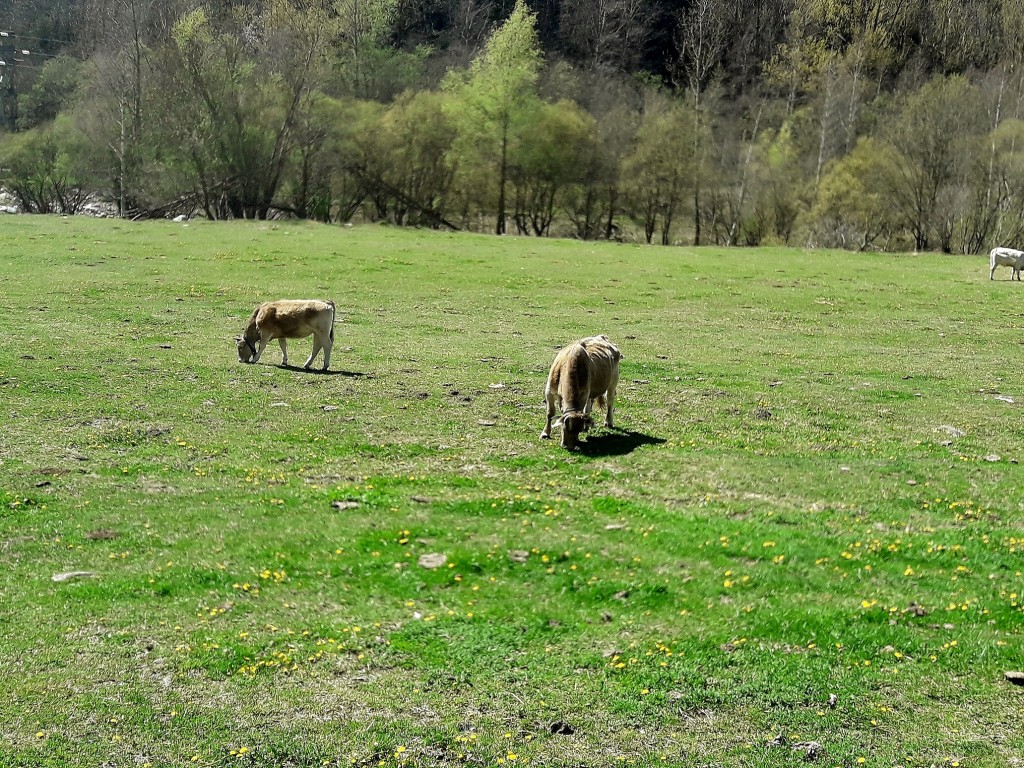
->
[0,30,76,46]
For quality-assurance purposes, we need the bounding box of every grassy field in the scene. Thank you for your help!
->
[1,216,1022,768]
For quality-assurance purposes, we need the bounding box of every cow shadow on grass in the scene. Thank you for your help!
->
[276,364,369,378]
[576,428,666,457]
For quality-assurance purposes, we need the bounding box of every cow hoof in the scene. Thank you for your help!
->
[540,432,551,440]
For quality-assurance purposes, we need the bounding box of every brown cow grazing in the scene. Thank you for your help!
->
[236,299,336,370]
[540,335,621,450]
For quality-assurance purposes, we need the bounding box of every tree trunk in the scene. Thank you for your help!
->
[496,119,508,235]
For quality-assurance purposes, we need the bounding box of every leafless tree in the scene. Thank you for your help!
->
[559,0,655,72]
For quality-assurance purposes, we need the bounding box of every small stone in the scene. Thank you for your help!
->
[488,383,505,389]
[907,602,927,617]
[985,454,1001,462]
[508,550,529,563]
[549,721,575,735]
[1005,671,1024,686]
[52,571,95,583]
[604,523,626,530]
[411,495,432,504]
[477,420,496,426]
[270,401,289,407]
[418,553,447,569]
[322,405,339,412]
[792,741,823,760]
[331,500,360,511]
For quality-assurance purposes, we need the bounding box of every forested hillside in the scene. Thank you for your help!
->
[3,0,1024,251]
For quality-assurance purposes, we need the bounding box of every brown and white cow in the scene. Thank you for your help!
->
[236,299,336,370]
[540,335,621,449]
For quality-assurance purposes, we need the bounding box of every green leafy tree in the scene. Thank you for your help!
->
[373,90,457,226]
[17,55,83,129]
[0,115,96,213]
[809,136,898,250]
[621,95,694,244]
[442,0,542,234]
[883,75,981,252]
[510,99,596,236]
[746,123,804,245]
[169,1,334,219]
[333,0,423,100]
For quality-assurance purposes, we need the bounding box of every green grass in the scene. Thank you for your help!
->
[1,216,1023,767]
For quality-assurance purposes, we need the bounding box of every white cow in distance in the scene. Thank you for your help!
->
[989,247,1024,280]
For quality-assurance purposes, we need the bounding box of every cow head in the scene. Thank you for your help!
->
[559,412,591,450]
[236,336,257,363]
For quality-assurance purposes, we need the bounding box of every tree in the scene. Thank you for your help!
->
[559,0,655,73]
[674,0,727,245]
[809,136,898,249]
[372,90,457,226]
[442,0,542,234]
[621,95,694,244]
[17,55,83,130]
[168,1,334,219]
[883,75,981,252]
[332,0,426,100]
[509,98,595,236]
[0,115,96,213]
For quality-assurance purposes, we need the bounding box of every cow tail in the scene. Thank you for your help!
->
[329,301,336,342]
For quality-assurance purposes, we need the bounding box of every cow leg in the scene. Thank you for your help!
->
[540,389,556,439]
[605,373,619,428]
[278,338,288,366]
[253,338,269,363]
[303,336,322,370]
[320,332,332,371]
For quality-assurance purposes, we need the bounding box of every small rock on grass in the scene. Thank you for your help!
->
[792,741,823,761]
[1005,671,1024,686]
[418,553,447,569]
[331,500,360,511]
[549,721,575,735]
[508,550,529,563]
[52,571,95,583]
